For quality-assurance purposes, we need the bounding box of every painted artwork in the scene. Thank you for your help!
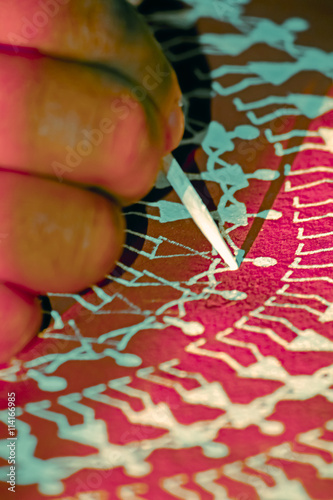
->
[1,0,333,499]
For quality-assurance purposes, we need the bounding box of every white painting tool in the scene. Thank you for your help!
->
[162,154,239,271]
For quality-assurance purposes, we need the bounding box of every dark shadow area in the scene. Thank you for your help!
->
[38,294,52,331]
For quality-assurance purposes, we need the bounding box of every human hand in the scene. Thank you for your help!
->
[0,0,184,362]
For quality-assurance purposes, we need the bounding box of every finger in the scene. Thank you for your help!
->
[0,0,184,152]
[0,283,42,363]
[0,171,125,294]
[0,52,168,204]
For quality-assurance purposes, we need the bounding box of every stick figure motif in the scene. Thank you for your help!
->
[148,0,250,30]
[233,93,333,125]
[182,121,279,228]
[265,127,333,156]
[165,17,308,62]
[197,45,333,96]
[181,120,260,168]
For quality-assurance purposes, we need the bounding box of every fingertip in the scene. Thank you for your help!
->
[0,173,126,294]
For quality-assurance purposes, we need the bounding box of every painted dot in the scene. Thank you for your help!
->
[253,257,277,267]
[39,480,64,495]
[40,376,67,392]
[183,321,205,336]
[27,370,67,392]
[257,209,283,220]
[265,209,282,220]
[163,316,205,336]
[127,460,152,477]
[221,290,247,300]
[261,420,285,435]
[104,350,142,367]
[203,442,229,458]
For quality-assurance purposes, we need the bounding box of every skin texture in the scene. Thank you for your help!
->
[0,0,184,363]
